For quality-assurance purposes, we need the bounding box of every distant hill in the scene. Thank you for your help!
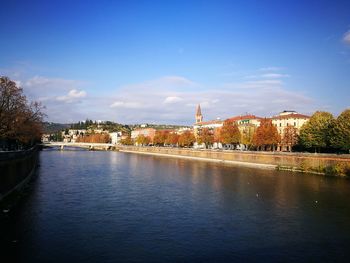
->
[42,122,70,134]
[129,124,191,130]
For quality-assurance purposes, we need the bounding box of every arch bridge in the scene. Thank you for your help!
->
[42,142,115,151]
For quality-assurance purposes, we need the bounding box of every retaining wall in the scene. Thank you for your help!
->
[117,146,350,176]
[0,147,38,201]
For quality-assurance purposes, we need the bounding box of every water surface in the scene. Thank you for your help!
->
[2,149,350,262]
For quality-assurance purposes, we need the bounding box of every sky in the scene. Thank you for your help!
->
[1,0,350,125]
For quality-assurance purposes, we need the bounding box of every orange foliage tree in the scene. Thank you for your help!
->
[178,130,195,147]
[0,76,45,148]
[76,133,110,143]
[197,128,214,148]
[153,130,170,146]
[253,118,280,151]
[219,120,241,146]
[165,132,179,146]
[282,126,298,151]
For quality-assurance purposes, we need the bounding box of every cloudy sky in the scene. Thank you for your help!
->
[1,0,350,125]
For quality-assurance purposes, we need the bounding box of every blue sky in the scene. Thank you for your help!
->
[1,0,350,124]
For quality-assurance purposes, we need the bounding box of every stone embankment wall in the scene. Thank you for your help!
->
[0,146,38,201]
[116,146,350,176]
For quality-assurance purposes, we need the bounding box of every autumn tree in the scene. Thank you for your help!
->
[120,136,133,145]
[219,120,241,146]
[299,111,333,152]
[240,125,256,150]
[165,132,179,146]
[178,130,195,147]
[153,130,169,146]
[76,133,110,143]
[197,128,214,148]
[253,118,280,151]
[329,109,350,152]
[135,134,150,146]
[0,76,44,148]
[282,126,298,151]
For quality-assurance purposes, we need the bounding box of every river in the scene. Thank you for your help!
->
[2,148,350,262]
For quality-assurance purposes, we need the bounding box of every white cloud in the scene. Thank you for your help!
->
[21,75,86,102]
[343,30,350,45]
[259,67,283,71]
[261,73,290,78]
[118,76,198,93]
[8,73,317,124]
[110,101,144,109]
[25,76,83,89]
[104,75,315,124]
[163,96,183,104]
[56,89,87,103]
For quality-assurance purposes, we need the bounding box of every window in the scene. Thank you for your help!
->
[294,122,296,126]
[279,123,282,127]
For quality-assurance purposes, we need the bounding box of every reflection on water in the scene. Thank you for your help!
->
[2,149,350,262]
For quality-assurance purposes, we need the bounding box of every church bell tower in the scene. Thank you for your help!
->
[195,104,203,123]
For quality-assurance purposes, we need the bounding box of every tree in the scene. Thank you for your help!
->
[120,136,133,145]
[178,130,195,147]
[240,125,256,150]
[165,132,179,146]
[330,109,350,152]
[0,76,44,148]
[197,128,214,148]
[219,120,241,146]
[253,118,280,151]
[282,126,298,151]
[153,130,169,146]
[76,133,110,143]
[135,134,150,146]
[299,111,333,152]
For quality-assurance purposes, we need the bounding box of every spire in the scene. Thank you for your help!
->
[195,104,203,123]
[196,104,202,116]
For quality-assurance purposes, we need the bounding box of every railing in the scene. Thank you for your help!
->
[0,146,37,161]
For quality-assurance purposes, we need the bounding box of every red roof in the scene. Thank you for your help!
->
[272,113,310,120]
[194,120,223,126]
[225,114,262,122]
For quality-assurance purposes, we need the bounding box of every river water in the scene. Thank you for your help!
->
[2,148,350,262]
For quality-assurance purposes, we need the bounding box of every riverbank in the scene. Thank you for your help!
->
[116,146,350,176]
[0,146,39,203]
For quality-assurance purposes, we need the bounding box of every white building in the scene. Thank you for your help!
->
[110,132,122,145]
[271,111,310,135]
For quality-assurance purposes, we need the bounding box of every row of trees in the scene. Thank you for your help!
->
[76,133,110,143]
[130,130,197,147]
[119,109,350,153]
[0,77,44,149]
[299,110,350,153]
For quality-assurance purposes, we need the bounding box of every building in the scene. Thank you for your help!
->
[61,129,87,143]
[41,134,50,143]
[109,132,122,145]
[226,114,262,127]
[271,110,310,151]
[272,111,309,135]
[193,104,224,135]
[195,104,203,124]
[131,128,157,142]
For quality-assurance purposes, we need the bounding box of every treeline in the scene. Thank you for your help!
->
[70,120,131,133]
[299,110,350,153]
[120,110,350,153]
[76,133,110,143]
[0,77,44,150]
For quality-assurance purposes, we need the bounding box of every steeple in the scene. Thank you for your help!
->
[195,104,203,123]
